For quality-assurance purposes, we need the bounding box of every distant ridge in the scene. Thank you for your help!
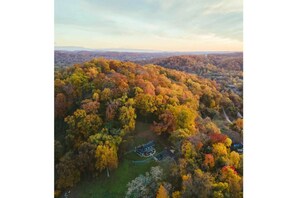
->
[55,46,162,52]
[54,46,241,54]
[54,46,94,51]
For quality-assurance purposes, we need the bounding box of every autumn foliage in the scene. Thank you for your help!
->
[156,184,169,198]
[54,58,243,197]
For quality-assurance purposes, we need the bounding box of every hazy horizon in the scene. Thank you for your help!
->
[55,0,243,51]
[54,45,243,53]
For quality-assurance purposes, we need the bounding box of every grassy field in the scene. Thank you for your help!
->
[69,159,156,198]
[68,121,164,198]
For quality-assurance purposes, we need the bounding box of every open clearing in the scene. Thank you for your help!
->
[68,122,166,198]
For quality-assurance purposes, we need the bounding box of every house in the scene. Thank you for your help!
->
[135,141,156,157]
[231,143,243,154]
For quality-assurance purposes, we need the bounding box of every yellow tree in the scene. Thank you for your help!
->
[65,109,102,149]
[212,143,228,166]
[212,143,228,156]
[100,88,111,101]
[235,118,243,130]
[95,143,118,177]
[220,166,242,198]
[171,105,197,133]
[86,67,99,79]
[229,151,241,169]
[232,118,243,134]
[119,105,136,133]
[92,92,100,101]
[135,93,157,116]
[172,191,181,198]
[156,184,169,198]
[181,141,197,166]
[224,138,232,147]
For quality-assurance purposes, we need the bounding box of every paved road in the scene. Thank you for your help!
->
[222,108,232,124]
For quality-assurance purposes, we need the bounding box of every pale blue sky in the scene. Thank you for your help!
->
[55,0,243,51]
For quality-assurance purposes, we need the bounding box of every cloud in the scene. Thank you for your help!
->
[203,0,243,15]
[55,0,243,51]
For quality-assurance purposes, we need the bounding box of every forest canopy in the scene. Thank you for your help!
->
[54,58,243,197]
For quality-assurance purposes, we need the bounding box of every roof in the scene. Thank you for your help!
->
[232,143,243,148]
[144,141,155,147]
[135,141,155,153]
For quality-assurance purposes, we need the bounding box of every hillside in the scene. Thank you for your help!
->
[54,50,238,68]
[54,58,243,197]
[137,53,243,71]
[54,51,175,68]
[138,53,243,98]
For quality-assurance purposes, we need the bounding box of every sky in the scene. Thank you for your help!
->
[55,0,243,52]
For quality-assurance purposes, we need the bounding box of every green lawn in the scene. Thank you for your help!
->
[68,122,165,198]
[70,159,156,198]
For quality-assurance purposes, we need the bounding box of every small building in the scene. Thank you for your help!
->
[231,143,243,154]
[154,149,176,162]
[135,141,156,157]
